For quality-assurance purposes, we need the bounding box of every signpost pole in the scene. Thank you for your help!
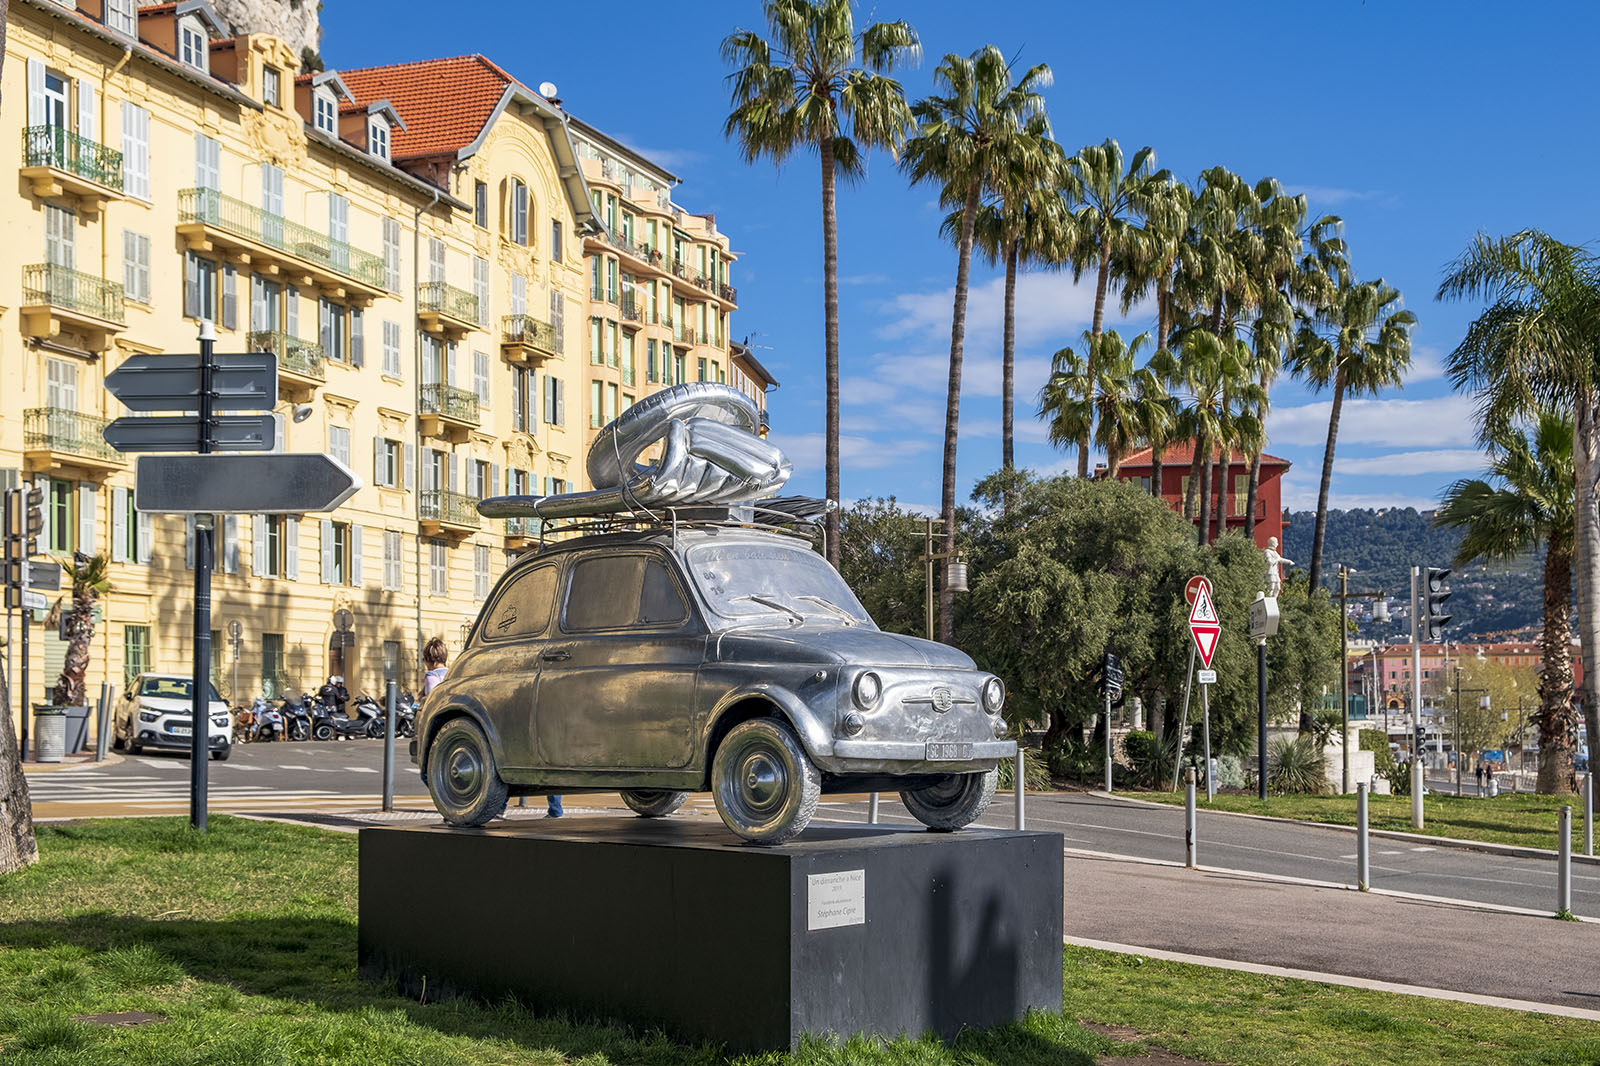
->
[1257,637,1268,800]
[1104,687,1113,793]
[1202,681,1213,801]
[19,526,30,762]
[383,679,397,813]
[190,322,216,833]
[1171,643,1195,793]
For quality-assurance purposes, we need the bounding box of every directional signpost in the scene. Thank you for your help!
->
[104,325,361,831]
[1102,652,1124,792]
[1188,583,1223,799]
[1250,593,1281,800]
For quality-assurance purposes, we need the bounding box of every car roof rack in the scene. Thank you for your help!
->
[520,496,835,554]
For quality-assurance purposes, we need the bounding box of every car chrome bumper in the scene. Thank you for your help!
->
[138,729,230,751]
[821,738,1016,772]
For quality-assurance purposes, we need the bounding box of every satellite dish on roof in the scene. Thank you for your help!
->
[538,81,558,99]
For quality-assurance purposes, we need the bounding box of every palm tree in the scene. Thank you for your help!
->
[900,45,1050,642]
[1061,139,1164,475]
[51,553,111,707]
[945,114,1066,512]
[1437,230,1600,807]
[722,0,920,567]
[1039,330,1153,477]
[1436,411,1577,795]
[1161,330,1263,545]
[1290,278,1416,591]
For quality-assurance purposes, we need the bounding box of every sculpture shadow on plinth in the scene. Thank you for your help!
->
[358,816,1063,1053]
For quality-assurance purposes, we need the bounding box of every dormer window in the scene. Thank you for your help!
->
[263,67,281,108]
[179,16,208,71]
[106,0,136,35]
[368,116,390,161]
[313,89,336,134]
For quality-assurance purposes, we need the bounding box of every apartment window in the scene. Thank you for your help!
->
[179,16,208,71]
[110,486,150,564]
[674,353,686,385]
[184,252,218,321]
[511,369,526,432]
[647,339,659,383]
[328,426,351,468]
[45,478,73,553]
[474,544,492,600]
[427,237,445,284]
[605,384,618,424]
[697,357,707,382]
[381,320,402,377]
[473,350,491,404]
[369,117,390,161]
[543,375,564,426]
[550,220,562,262]
[590,380,603,428]
[621,331,636,387]
[319,298,350,362]
[373,438,400,488]
[261,633,286,697]
[221,263,238,329]
[590,259,604,302]
[429,539,448,596]
[262,66,281,107]
[383,530,402,591]
[321,519,359,586]
[474,181,488,228]
[107,0,136,34]
[473,257,489,325]
[313,89,337,134]
[510,179,529,245]
[120,102,149,198]
[194,132,220,190]
[382,217,401,291]
[123,625,150,687]
[122,231,151,303]
[605,258,619,304]
[1233,474,1249,516]
[590,317,603,365]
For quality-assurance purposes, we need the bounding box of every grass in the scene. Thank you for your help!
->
[1128,788,1593,851]
[0,817,1595,1065]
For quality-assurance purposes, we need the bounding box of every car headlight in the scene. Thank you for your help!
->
[211,717,230,728]
[139,710,160,722]
[982,677,1006,714]
[853,671,882,710]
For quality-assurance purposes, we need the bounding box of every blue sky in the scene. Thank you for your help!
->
[326,2,1600,515]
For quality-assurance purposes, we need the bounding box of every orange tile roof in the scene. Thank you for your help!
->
[337,55,530,160]
[1118,443,1290,469]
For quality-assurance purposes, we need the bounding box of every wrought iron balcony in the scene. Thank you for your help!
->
[419,384,479,443]
[419,489,480,531]
[247,330,325,381]
[505,516,543,540]
[670,258,689,279]
[501,314,559,364]
[22,263,126,325]
[177,188,387,294]
[719,283,738,303]
[691,272,713,292]
[418,281,480,325]
[22,126,124,191]
[25,407,122,466]
[620,294,644,322]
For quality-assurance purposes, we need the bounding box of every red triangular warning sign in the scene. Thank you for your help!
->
[1189,586,1218,625]
[1188,586,1222,668]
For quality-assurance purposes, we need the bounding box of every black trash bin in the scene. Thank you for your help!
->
[63,704,91,753]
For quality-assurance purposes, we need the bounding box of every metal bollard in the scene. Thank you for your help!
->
[868,792,880,824]
[1586,774,1594,858]
[1356,782,1370,891]
[381,680,397,813]
[95,681,113,762]
[1559,805,1573,916]
[1411,760,1424,831]
[1015,746,1026,830]
[1185,768,1197,868]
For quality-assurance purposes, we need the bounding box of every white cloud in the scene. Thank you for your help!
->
[610,137,705,171]
[1336,449,1485,476]
[1267,395,1479,448]
[876,270,1152,349]
[1404,344,1448,385]
[767,431,932,473]
[1282,184,1392,207]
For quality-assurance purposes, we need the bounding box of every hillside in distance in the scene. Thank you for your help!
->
[1281,508,1549,641]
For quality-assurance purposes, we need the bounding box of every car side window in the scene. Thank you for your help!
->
[482,564,557,641]
[564,554,688,631]
[639,559,687,625]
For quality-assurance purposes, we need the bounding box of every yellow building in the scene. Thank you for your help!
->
[1,0,771,742]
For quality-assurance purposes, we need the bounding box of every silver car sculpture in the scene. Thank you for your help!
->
[413,523,1014,844]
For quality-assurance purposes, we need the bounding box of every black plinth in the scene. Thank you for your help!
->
[359,816,1062,1052]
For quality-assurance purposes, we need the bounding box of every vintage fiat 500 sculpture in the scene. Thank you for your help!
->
[413,383,1013,844]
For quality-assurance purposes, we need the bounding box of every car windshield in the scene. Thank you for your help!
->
[140,678,223,702]
[686,542,874,626]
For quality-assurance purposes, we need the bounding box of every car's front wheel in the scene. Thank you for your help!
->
[711,718,819,845]
[211,747,230,761]
[621,789,689,818]
[900,769,998,831]
[427,718,508,827]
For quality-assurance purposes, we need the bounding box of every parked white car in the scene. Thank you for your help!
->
[113,673,232,760]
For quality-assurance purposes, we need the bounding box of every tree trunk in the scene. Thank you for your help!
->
[1214,445,1231,544]
[938,181,981,644]
[1184,448,1204,519]
[1245,449,1262,543]
[1001,236,1019,514]
[821,136,842,569]
[52,590,94,706]
[1307,370,1346,593]
[1536,534,1578,795]
[1079,240,1111,478]
[1151,449,1164,502]
[1572,397,1600,814]
[0,654,40,877]
[1197,432,1213,548]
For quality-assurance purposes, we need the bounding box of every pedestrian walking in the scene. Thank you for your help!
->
[1476,761,1485,796]
[1486,762,1497,798]
[422,636,448,696]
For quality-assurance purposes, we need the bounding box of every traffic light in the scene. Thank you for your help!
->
[22,485,44,558]
[1423,566,1451,640]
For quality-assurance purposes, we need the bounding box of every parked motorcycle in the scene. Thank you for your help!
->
[251,698,286,742]
[350,694,388,739]
[309,693,339,741]
[277,693,313,742]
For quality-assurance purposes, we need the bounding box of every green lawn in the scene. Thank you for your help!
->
[0,817,1597,1065]
[1127,788,1592,851]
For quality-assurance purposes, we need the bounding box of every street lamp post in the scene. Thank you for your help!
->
[918,516,966,642]
[1339,565,1388,793]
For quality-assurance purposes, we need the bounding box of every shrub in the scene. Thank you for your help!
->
[1359,729,1396,776]
[1216,754,1245,790]
[1267,735,1332,795]
[997,749,1053,792]
[1046,737,1100,783]
[1386,760,1413,795]
[1122,730,1181,789]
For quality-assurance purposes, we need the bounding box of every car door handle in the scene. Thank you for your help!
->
[541,651,571,662]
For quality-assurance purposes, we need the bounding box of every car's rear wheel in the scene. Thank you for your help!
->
[427,718,508,827]
[211,747,230,761]
[900,769,997,831]
[621,789,689,818]
[711,718,819,845]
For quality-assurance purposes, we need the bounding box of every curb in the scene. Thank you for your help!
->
[22,752,125,774]
[1097,789,1600,867]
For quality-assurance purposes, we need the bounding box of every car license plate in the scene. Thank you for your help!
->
[926,742,972,761]
[168,724,191,736]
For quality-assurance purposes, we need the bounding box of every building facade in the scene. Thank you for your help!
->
[1113,444,1289,550]
[1,0,768,739]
